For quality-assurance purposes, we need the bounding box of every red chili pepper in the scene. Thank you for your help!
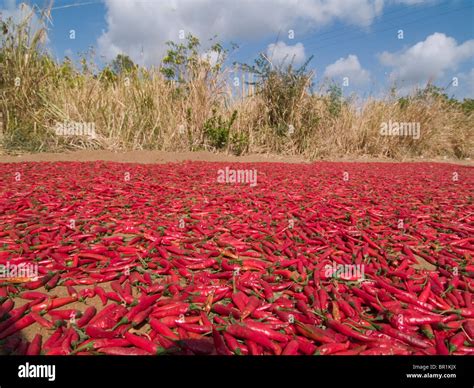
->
[155,333,176,349]
[129,306,152,328]
[418,280,431,303]
[293,321,334,344]
[31,296,77,313]
[94,287,108,306]
[318,286,329,311]
[45,273,60,290]
[43,327,64,351]
[48,309,81,320]
[44,347,68,356]
[420,324,435,340]
[176,338,215,355]
[380,324,431,349]
[223,332,247,355]
[79,288,95,300]
[23,275,52,290]
[150,318,179,340]
[19,291,49,300]
[26,334,42,356]
[212,328,232,355]
[88,303,128,330]
[31,311,55,329]
[0,298,14,314]
[99,346,153,355]
[327,319,375,342]
[245,340,260,355]
[315,341,351,355]
[0,304,30,333]
[151,304,190,319]
[434,331,449,355]
[281,339,299,355]
[0,314,35,339]
[449,331,466,352]
[226,324,281,355]
[295,337,318,355]
[241,295,260,320]
[176,322,212,334]
[243,321,289,342]
[77,253,109,261]
[455,308,474,318]
[231,291,249,312]
[85,325,122,339]
[124,332,160,354]
[128,294,161,321]
[73,338,128,353]
[77,306,97,328]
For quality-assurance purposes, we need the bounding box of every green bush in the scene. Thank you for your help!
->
[203,109,237,150]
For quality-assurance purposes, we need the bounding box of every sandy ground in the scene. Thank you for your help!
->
[0,150,472,165]
[0,150,307,164]
[1,283,115,354]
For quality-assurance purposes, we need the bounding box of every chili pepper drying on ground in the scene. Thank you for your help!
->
[26,334,42,355]
[212,328,232,355]
[295,322,335,344]
[225,324,281,355]
[124,332,160,354]
[149,318,179,340]
[32,296,77,313]
[326,319,375,342]
[99,347,153,356]
[0,162,472,355]
[176,338,215,355]
[223,332,248,355]
[0,314,36,339]
[77,306,97,328]
[282,340,300,355]
[31,311,55,329]
[315,342,350,355]
[241,296,260,320]
[380,324,431,349]
[434,331,450,355]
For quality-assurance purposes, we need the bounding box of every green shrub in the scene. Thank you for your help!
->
[203,109,237,150]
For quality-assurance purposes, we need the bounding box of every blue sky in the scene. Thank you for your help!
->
[1,0,473,99]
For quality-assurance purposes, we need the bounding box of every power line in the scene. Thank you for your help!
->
[237,1,470,66]
[296,0,454,44]
[303,4,472,54]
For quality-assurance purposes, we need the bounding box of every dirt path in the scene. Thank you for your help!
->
[0,150,472,165]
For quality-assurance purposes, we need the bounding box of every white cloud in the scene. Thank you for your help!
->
[323,54,370,85]
[379,33,474,93]
[266,42,306,66]
[97,0,392,65]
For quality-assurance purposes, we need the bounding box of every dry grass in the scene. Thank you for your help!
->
[0,5,472,160]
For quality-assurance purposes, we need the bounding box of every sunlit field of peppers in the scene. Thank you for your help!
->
[0,161,473,355]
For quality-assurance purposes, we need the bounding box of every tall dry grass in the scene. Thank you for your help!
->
[0,5,472,159]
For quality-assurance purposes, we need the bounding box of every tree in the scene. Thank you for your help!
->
[160,34,228,84]
[110,54,136,75]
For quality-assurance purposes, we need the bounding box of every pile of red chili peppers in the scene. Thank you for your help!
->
[0,161,472,355]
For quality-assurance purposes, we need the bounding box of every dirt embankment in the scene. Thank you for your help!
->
[0,150,472,165]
